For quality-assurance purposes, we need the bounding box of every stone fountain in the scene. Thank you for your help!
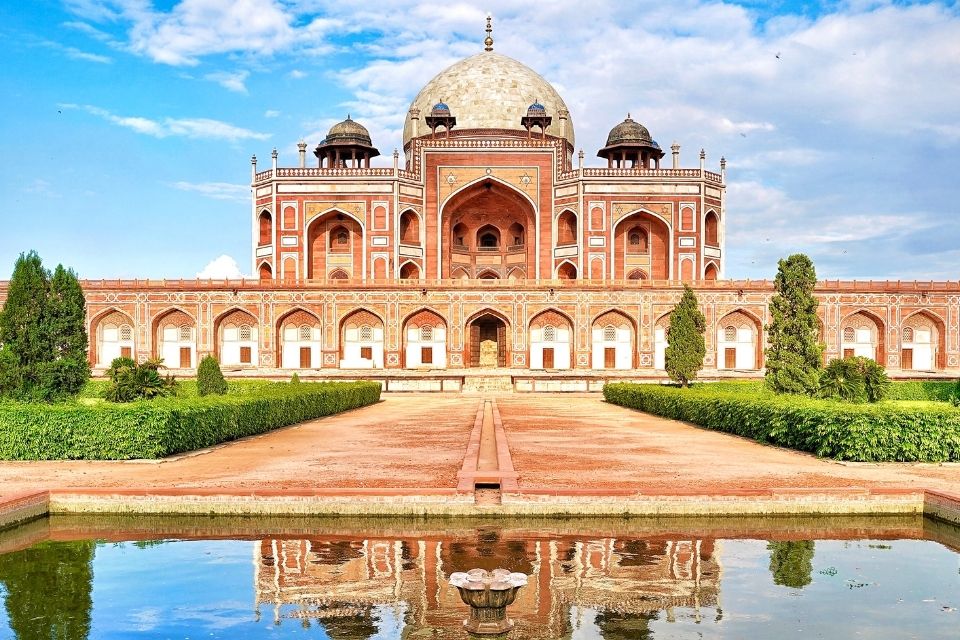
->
[449,568,528,636]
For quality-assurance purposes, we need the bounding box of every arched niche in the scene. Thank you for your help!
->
[277,309,322,369]
[613,211,670,279]
[591,310,636,370]
[716,310,762,370]
[152,308,196,369]
[403,309,447,369]
[529,309,574,370]
[215,308,259,367]
[90,309,135,367]
[339,309,384,369]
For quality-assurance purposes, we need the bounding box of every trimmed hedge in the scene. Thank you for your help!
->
[604,382,960,462]
[884,380,957,402]
[0,381,381,460]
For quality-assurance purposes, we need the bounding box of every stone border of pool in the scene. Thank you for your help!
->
[1,487,958,530]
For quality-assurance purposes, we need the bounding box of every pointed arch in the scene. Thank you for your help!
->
[339,307,385,368]
[476,269,500,280]
[214,307,259,366]
[258,261,273,281]
[626,268,647,281]
[704,262,719,281]
[451,266,470,280]
[529,308,575,371]
[556,260,577,280]
[716,308,763,370]
[399,208,422,246]
[258,210,272,246]
[591,309,638,369]
[276,307,322,369]
[612,209,672,280]
[840,309,886,364]
[402,308,448,368]
[555,209,578,246]
[328,268,349,280]
[398,260,421,280]
[465,308,512,368]
[151,307,197,367]
[901,309,945,370]
[90,307,136,367]
[704,210,720,246]
[506,267,525,281]
[304,207,366,281]
[441,175,539,213]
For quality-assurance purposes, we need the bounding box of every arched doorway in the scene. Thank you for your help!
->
[529,310,573,370]
[466,310,509,368]
[306,210,363,280]
[901,311,946,371]
[716,310,762,370]
[403,309,447,368]
[277,309,321,369]
[441,179,537,279]
[840,310,885,363]
[654,314,670,370]
[91,309,135,367]
[592,310,636,369]
[339,309,384,368]
[153,309,196,369]
[215,308,259,367]
[399,261,421,280]
[258,210,272,246]
[704,262,719,281]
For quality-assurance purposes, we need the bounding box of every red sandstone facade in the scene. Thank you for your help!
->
[0,32,956,379]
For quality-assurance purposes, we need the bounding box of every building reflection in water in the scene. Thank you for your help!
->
[253,529,722,638]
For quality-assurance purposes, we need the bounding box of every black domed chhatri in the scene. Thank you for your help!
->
[598,114,665,169]
[521,99,552,139]
[314,115,380,168]
[425,99,457,138]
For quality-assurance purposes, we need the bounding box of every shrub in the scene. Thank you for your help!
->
[197,355,228,396]
[885,380,957,402]
[603,382,960,462]
[290,372,301,385]
[818,356,889,403]
[103,357,177,403]
[0,381,381,460]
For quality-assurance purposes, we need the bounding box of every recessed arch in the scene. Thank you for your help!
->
[556,260,577,280]
[304,207,366,281]
[626,268,647,281]
[214,307,259,366]
[90,307,136,367]
[556,209,578,246]
[399,208,422,246]
[402,308,447,368]
[441,175,539,213]
[704,262,719,281]
[901,309,945,370]
[529,308,575,370]
[840,309,886,364]
[704,210,720,246]
[258,261,273,281]
[339,307,385,368]
[151,307,197,368]
[476,269,500,280]
[399,260,421,280]
[612,209,672,280]
[716,308,763,370]
[276,307,322,369]
[465,307,512,368]
[258,210,272,246]
[653,312,672,370]
[592,309,637,369]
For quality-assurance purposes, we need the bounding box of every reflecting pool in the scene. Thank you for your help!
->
[0,514,957,638]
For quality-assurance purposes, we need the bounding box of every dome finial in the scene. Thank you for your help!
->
[484,14,494,51]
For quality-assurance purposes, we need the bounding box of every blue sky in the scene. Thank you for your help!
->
[1,0,958,280]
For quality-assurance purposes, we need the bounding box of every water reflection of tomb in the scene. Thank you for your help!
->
[253,532,721,638]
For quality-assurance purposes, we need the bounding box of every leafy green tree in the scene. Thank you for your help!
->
[197,354,228,396]
[767,540,815,588]
[0,540,95,639]
[40,264,90,397]
[664,285,706,387]
[0,252,49,399]
[290,372,301,385]
[765,254,824,396]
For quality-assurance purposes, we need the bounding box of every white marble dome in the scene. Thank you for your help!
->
[402,51,574,149]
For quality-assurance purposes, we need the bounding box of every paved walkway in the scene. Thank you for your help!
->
[1,393,958,497]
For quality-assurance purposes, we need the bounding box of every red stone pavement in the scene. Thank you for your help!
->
[0,393,958,497]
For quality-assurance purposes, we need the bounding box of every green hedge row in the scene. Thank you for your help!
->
[0,381,381,460]
[883,380,958,402]
[603,382,960,462]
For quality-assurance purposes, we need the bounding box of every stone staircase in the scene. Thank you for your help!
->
[462,375,514,393]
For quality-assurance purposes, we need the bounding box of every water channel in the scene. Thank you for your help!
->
[0,514,956,639]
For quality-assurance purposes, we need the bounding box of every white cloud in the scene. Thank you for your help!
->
[204,69,249,93]
[288,69,306,79]
[263,109,280,118]
[172,181,248,202]
[197,255,245,279]
[61,103,270,141]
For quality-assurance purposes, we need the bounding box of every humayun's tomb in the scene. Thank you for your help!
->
[4,20,959,390]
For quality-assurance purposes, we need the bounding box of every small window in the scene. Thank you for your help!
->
[298,325,312,341]
[724,326,736,341]
[603,325,617,342]
[419,325,433,342]
[629,232,641,246]
[239,325,252,341]
[454,236,465,246]
[178,325,192,342]
[480,233,498,248]
[843,327,855,342]
[542,325,556,342]
[119,325,133,341]
[359,325,373,342]
[902,327,914,342]
[336,230,349,245]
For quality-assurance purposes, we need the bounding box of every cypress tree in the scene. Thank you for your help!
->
[41,265,90,397]
[0,252,51,399]
[197,355,228,396]
[765,254,824,395]
[664,284,706,387]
